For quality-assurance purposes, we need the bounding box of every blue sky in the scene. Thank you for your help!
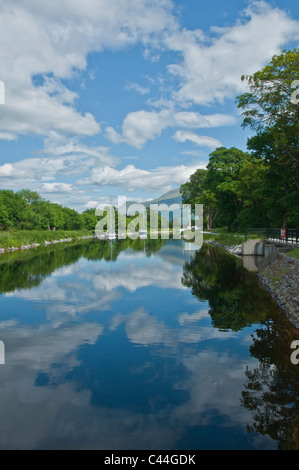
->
[0,0,298,211]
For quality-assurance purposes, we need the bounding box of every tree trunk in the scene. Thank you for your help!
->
[207,208,216,231]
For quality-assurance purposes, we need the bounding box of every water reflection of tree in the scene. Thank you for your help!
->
[0,237,166,295]
[182,243,299,449]
[241,319,299,450]
[181,244,281,331]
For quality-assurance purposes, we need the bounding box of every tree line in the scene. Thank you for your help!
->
[0,188,163,233]
[180,48,299,231]
[0,189,98,231]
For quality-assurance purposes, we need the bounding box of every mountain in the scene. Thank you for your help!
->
[144,188,182,207]
[123,188,183,217]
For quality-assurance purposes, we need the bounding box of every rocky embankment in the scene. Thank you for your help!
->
[258,254,299,328]
[204,240,243,256]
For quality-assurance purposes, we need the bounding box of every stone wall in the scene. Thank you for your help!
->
[259,253,299,328]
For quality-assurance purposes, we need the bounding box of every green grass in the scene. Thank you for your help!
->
[0,227,250,250]
[203,230,245,246]
[286,248,299,259]
[0,229,93,249]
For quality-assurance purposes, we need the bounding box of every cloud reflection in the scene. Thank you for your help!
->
[0,242,276,450]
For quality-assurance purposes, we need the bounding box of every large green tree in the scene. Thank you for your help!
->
[200,147,251,229]
[236,48,299,227]
[234,157,271,230]
[180,147,252,230]
[0,188,94,231]
[0,193,11,229]
[180,169,207,205]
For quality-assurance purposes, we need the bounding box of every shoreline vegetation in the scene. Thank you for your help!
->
[0,227,245,253]
[1,227,297,258]
[179,50,298,236]
[0,229,94,252]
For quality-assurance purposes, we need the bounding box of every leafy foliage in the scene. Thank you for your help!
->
[0,189,98,232]
[236,48,299,226]
[180,49,299,230]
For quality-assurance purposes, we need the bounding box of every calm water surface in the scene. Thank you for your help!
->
[0,238,298,450]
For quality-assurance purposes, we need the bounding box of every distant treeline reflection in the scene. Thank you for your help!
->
[0,237,166,294]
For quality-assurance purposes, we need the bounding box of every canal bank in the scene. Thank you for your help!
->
[258,253,299,329]
[0,233,94,253]
[205,238,299,329]
[241,239,299,328]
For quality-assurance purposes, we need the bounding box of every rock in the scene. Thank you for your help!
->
[259,254,299,328]
[204,240,243,257]
[45,238,73,246]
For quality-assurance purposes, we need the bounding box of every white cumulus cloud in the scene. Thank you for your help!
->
[165,1,299,105]
[87,162,205,193]
[173,131,222,149]
[106,109,236,148]
[0,0,177,141]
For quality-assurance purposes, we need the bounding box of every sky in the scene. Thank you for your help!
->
[0,0,298,212]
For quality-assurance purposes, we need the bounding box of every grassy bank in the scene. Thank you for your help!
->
[0,229,93,249]
[287,248,299,259]
[0,228,247,251]
[203,229,245,246]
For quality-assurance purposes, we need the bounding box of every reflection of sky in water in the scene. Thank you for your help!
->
[0,240,279,449]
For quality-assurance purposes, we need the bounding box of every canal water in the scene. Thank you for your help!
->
[0,238,298,450]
